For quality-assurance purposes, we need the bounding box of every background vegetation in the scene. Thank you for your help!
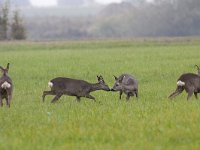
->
[26,0,200,40]
[0,1,26,40]
[1,0,200,40]
[0,39,200,149]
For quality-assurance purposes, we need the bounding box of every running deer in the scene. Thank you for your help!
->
[42,75,110,103]
[111,73,138,100]
[0,63,13,107]
[168,69,200,100]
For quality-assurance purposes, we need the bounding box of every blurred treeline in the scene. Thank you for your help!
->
[1,0,200,40]
[0,1,26,40]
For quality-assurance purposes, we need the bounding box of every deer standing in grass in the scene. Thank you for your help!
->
[42,75,110,103]
[111,73,138,100]
[168,65,200,100]
[0,63,13,107]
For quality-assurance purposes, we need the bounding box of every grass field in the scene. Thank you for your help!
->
[0,38,200,150]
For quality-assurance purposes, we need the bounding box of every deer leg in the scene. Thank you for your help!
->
[135,90,138,99]
[6,97,9,107]
[6,95,12,108]
[185,85,195,100]
[119,90,123,100]
[76,96,81,102]
[126,93,131,101]
[42,91,55,102]
[168,87,184,99]
[194,92,198,99]
[187,91,194,100]
[51,93,63,103]
[5,89,12,108]
[85,94,96,101]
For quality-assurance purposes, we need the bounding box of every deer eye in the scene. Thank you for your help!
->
[116,83,119,86]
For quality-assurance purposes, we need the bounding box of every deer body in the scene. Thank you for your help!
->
[0,63,13,107]
[169,73,200,100]
[111,74,138,100]
[43,75,110,103]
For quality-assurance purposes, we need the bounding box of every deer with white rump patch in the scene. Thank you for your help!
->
[42,75,110,103]
[168,65,200,100]
[0,63,13,107]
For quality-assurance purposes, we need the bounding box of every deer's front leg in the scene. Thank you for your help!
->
[85,94,96,101]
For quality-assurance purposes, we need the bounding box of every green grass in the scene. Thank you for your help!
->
[0,39,200,150]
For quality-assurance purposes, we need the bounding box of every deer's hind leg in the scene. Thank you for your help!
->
[187,91,194,100]
[135,89,138,99]
[185,86,195,100]
[51,93,63,103]
[42,91,56,102]
[126,92,132,101]
[6,95,12,108]
[6,89,12,108]
[194,92,198,99]
[168,87,184,99]
[76,96,81,102]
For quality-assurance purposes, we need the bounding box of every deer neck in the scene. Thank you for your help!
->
[90,83,101,92]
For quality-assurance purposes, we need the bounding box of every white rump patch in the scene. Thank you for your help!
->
[1,81,11,89]
[48,81,53,88]
[177,80,185,86]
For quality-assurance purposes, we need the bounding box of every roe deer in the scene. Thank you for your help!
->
[111,73,138,100]
[42,75,110,103]
[169,71,200,100]
[0,63,13,107]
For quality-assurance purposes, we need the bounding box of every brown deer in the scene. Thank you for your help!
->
[169,71,200,100]
[42,75,110,103]
[0,63,13,107]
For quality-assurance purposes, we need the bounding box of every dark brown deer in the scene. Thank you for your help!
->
[0,63,13,107]
[42,75,110,103]
[168,71,200,100]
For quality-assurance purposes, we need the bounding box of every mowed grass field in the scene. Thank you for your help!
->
[0,39,200,150]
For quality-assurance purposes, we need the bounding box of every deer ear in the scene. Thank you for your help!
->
[195,65,200,70]
[119,76,125,83]
[113,75,118,81]
[97,75,100,81]
[100,75,104,79]
[6,63,10,70]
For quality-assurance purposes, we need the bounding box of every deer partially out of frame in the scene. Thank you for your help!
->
[0,63,13,107]
[169,65,200,100]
